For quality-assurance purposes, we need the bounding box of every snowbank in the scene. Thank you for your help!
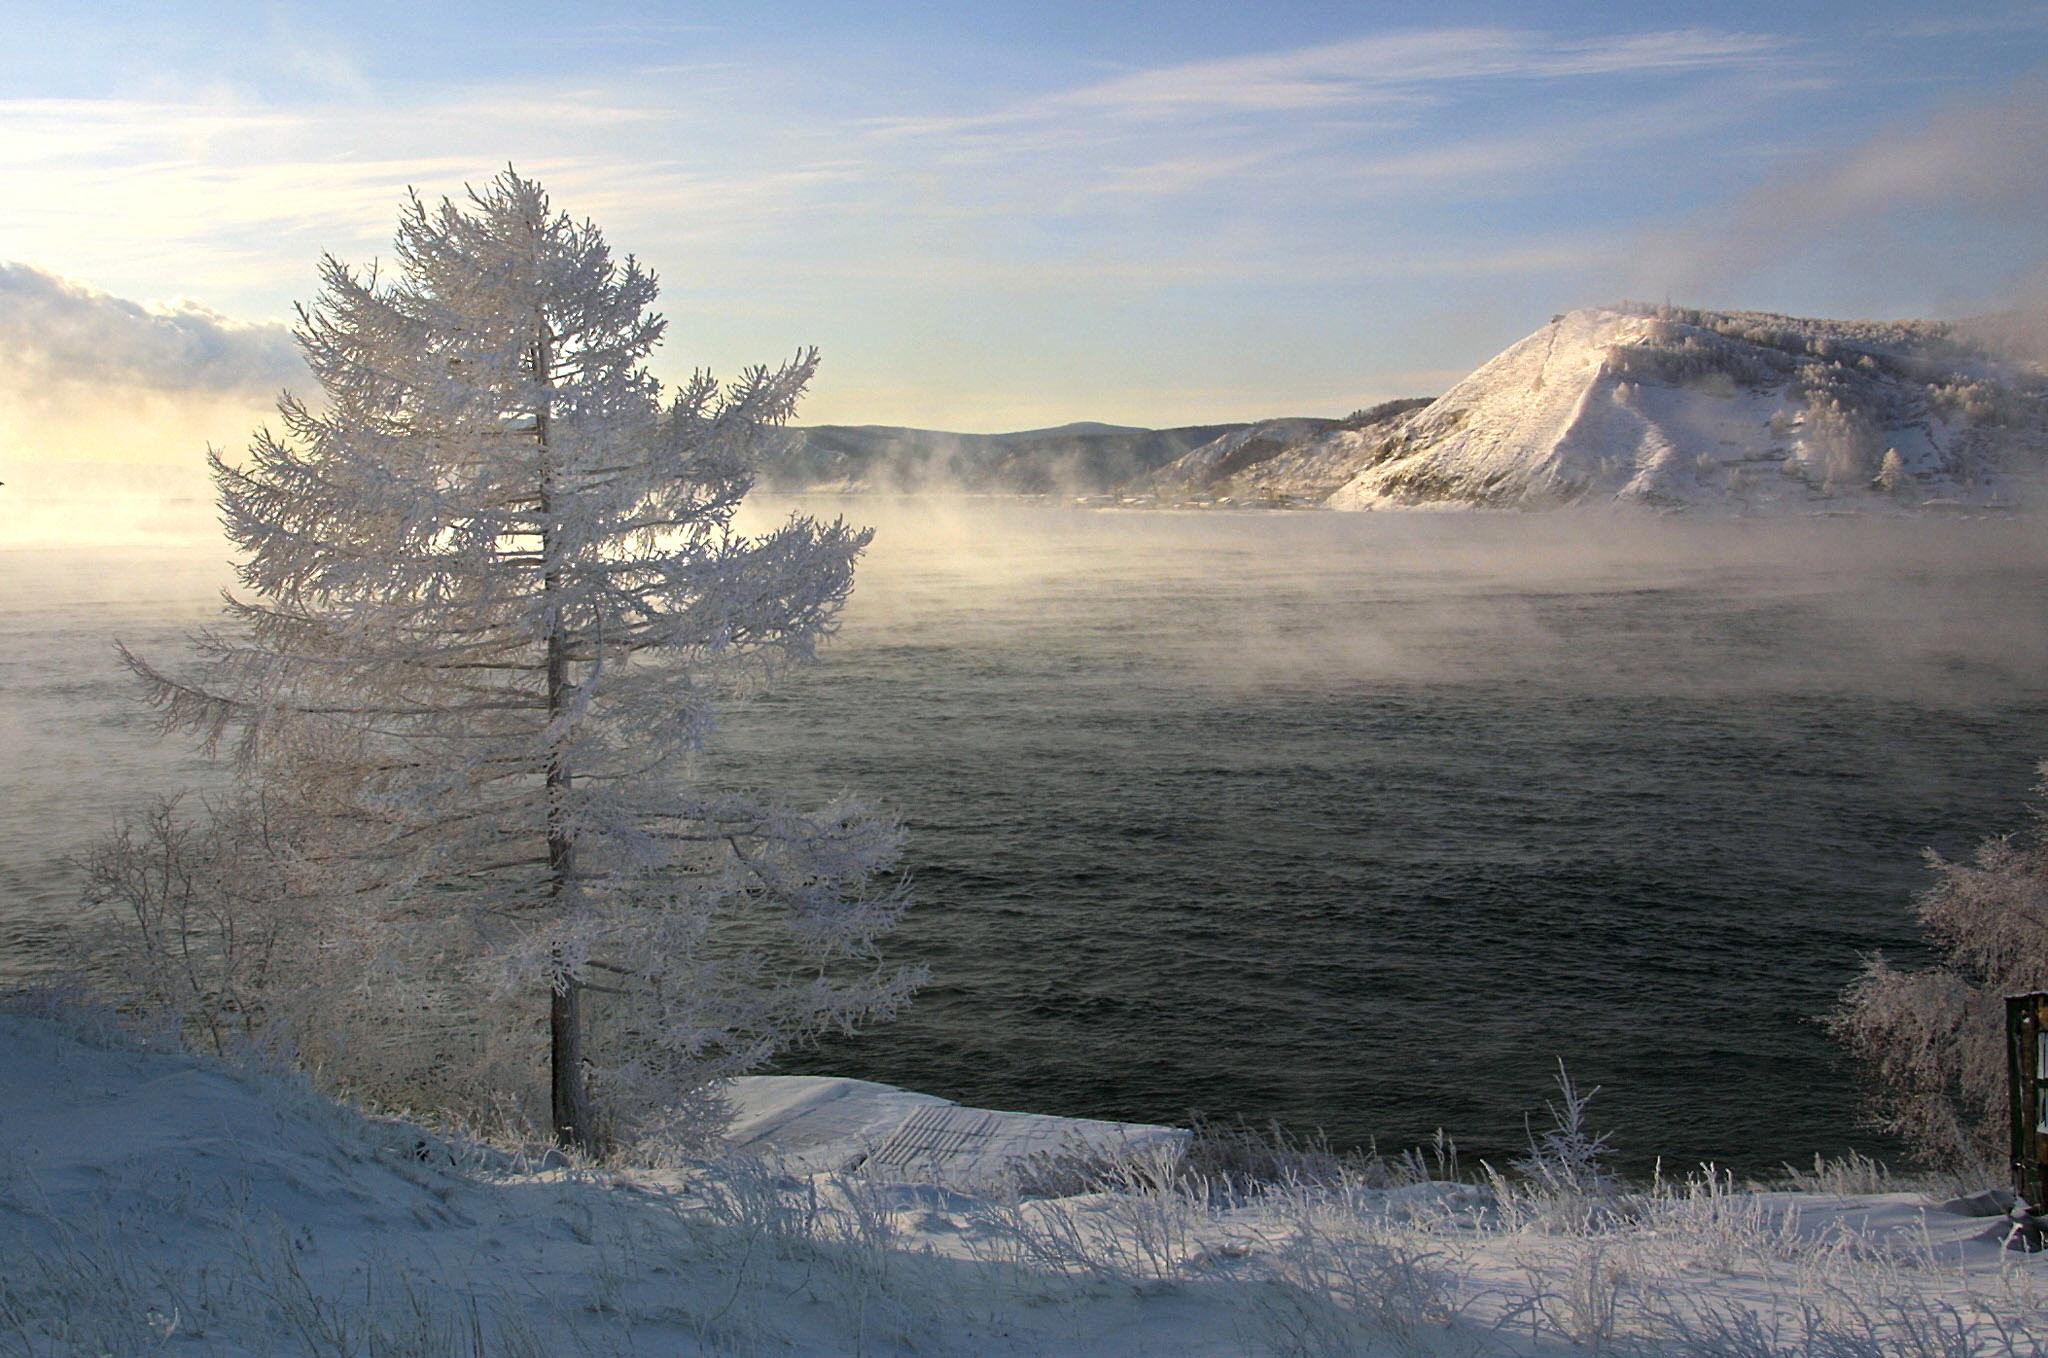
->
[2,1011,2040,1356]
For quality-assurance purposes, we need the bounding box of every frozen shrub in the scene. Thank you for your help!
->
[83,793,305,1056]
[1830,768,2048,1174]
[1803,396,1882,489]
[1513,1060,1614,1198]
[1179,1112,1393,1196]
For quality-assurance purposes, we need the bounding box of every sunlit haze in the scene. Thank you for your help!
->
[2,0,2045,494]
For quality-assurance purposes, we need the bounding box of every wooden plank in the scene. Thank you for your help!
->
[2011,992,2048,1210]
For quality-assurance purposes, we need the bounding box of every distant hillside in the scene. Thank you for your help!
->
[758,421,1248,493]
[1326,304,2048,512]
[1140,400,1433,503]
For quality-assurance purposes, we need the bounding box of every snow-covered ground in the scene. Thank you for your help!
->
[3,1007,2042,1356]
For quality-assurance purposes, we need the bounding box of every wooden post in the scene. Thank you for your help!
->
[2009,992,2048,1211]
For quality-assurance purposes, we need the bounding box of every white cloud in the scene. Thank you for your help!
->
[0,262,302,395]
[1888,7,2048,39]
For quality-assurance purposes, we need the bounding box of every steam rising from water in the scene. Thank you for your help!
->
[9,500,2048,1168]
[748,496,2048,705]
[730,499,2048,1168]
[0,262,298,548]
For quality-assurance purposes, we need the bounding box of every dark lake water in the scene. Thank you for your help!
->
[9,501,2048,1174]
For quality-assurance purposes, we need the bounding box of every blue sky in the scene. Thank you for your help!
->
[3,0,2046,433]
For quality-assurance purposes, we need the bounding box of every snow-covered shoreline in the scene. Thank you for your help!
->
[5,1008,2041,1357]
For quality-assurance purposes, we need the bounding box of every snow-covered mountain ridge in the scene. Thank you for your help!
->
[1139,401,1431,504]
[1325,303,2048,511]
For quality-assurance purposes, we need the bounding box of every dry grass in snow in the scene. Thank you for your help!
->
[1,1004,2043,1357]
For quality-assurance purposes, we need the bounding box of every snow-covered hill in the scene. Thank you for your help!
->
[1327,304,2048,511]
[734,303,2048,514]
[1140,401,1431,503]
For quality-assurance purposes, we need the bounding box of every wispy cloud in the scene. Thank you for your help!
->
[1062,27,1782,116]
[1634,71,2048,308]
[0,96,303,168]
[869,26,1783,136]
[753,234,1625,292]
[821,26,1815,260]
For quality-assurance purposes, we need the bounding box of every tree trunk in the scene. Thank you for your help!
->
[549,970,589,1150]
[535,304,595,1152]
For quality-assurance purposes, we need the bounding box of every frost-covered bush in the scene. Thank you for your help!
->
[81,792,566,1124]
[1178,1113,1395,1197]
[1830,769,2048,1173]
[1512,1062,1614,1199]
[82,793,307,1056]
[1479,1062,1622,1237]
[1931,378,2018,428]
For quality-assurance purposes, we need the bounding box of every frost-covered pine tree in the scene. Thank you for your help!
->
[126,171,918,1151]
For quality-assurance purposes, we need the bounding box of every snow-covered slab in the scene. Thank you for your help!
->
[722,1074,953,1172]
[725,1074,1189,1188]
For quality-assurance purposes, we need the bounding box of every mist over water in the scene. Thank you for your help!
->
[0,549,232,963]
[729,500,2048,1173]
[9,502,2048,1173]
